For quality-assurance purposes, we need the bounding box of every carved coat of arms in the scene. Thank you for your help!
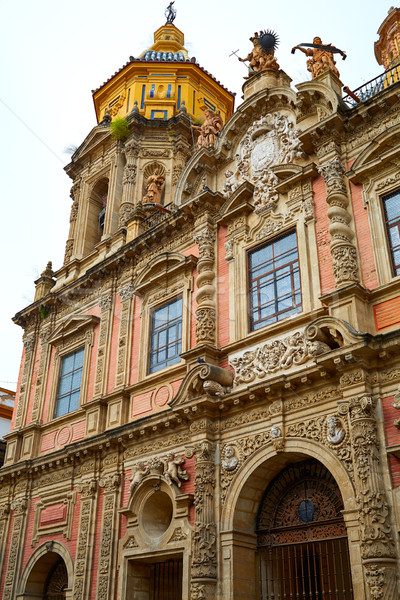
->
[223,113,304,213]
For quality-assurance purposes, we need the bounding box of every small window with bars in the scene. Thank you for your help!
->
[383,190,400,276]
[54,348,84,418]
[248,231,302,331]
[149,297,182,373]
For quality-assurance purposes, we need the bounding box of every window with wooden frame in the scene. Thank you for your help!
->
[54,347,85,418]
[149,297,182,373]
[382,190,400,276]
[248,231,302,331]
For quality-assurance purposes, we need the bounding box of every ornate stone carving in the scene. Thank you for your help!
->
[122,164,137,185]
[221,445,238,471]
[357,491,396,559]
[256,218,283,240]
[365,563,385,600]
[224,239,234,261]
[129,453,189,493]
[169,527,187,542]
[192,456,217,580]
[224,113,304,213]
[230,330,329,384]
[123,535,139,549]
[326,415,345,444]
[222,169,241,198]
[119,283,135,302]
[194,226,217,345]
[318,156,359,287]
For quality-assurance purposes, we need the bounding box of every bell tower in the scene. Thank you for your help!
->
[375,6,400,69]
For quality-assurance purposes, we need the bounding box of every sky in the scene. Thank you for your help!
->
[0,0,394,390]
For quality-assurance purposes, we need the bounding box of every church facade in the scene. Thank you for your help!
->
[1,8,400,600]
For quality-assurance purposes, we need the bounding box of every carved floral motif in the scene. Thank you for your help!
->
[230,330,329,384]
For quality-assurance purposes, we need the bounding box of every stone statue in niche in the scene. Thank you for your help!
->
[221,445,238,471]
[143,172,165,204]
[192,109,223,150]
[326,415,345,444]
[162,453,189,487]
[291,37,344,79]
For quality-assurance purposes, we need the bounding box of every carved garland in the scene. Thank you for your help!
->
[96,474,121,600]
[115,284,135,387]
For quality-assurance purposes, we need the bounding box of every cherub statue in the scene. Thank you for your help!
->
[162,453,189,487]
[143,172,165,204]
[292,37,345,79]
[192,109,223,150]
[130,461,149,494]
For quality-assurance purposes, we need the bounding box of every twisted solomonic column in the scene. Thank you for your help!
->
[318,157,360,287]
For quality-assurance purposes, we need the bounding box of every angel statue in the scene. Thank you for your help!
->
[162,453,189,487]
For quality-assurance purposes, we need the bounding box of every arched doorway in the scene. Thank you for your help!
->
[256,459,353,599]
[18,542,73,600]
[43,557,68,600]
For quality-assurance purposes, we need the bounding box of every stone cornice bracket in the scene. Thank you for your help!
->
[318,156,360,288]
[193,224,217,346]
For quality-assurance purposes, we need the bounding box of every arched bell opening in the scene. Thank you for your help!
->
[82,177,109,255]
[256,459,354,600]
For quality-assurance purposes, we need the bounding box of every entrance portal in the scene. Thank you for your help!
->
[256,459,353,599]
[128,556,183,600]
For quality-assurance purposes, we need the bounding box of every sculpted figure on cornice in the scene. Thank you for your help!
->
[223,113,304,213]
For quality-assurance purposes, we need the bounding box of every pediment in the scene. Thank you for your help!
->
[48,314,100,344]
[69,126,111,162]
[347,123,400,183]
[134,252,197,294]
[304,316,368,349]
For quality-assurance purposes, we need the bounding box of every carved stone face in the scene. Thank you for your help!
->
[224,445,234,458]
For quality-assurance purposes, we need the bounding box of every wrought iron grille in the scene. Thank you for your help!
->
[260,538,353,600]
[343,64,400,107]
[150,558,183,600]
[142,203,178,233]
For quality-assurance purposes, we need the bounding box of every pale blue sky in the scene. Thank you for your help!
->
[0,0,393,388]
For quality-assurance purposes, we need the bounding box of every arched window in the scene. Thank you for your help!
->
[82,178,109,255]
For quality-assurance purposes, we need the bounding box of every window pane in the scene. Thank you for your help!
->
[149,298,183,373]
[383,192,400,275]
[248,232,302,331]
[54,348,84,418]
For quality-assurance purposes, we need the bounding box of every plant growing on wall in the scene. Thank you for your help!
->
[110,116,130,141]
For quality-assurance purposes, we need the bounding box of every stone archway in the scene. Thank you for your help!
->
[220,441,361,600]
[18,541,73,600]
[256,459,354,599]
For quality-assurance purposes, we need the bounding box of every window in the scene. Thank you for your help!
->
[249,231,301,331]
[54,347,85,418]
[149,298,182,373]
[383,190,400,275]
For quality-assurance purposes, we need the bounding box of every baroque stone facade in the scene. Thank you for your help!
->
[2,11,400,600]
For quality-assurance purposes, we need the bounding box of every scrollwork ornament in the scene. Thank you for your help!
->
[119,283,135,302]
[365,563,385,600]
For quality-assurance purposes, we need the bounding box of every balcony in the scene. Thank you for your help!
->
[343,63,400,108]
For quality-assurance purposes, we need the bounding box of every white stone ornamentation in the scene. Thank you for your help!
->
[222,113,304,212]
[221,445,238,471]
[326,415,345,444]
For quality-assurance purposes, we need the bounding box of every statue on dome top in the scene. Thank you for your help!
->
[165,1,177,24]
[238,30,280,78]
[291,37,346,79]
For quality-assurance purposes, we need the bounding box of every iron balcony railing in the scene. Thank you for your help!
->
[343,63,400,108]
[141,202,178,232]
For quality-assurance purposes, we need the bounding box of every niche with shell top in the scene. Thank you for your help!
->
[142,162,166,207]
